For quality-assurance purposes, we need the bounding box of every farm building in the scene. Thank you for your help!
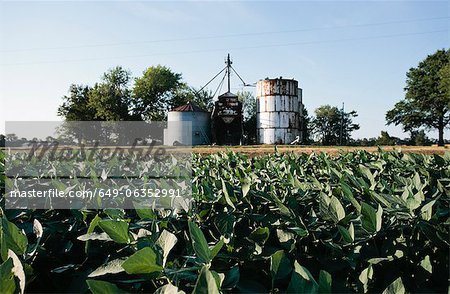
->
[164,55,305,146]
[163,102,211,146]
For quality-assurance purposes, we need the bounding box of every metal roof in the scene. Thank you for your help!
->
[172,101,208,112]
[218,91,238,98]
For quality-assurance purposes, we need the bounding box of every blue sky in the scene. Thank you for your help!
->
[0,1,448,140]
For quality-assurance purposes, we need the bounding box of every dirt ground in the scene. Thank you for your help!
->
[3,145,449,157]
[192,145,450,156]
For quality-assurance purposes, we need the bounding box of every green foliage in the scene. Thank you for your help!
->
[88,66,135,121]
[376,131,396,146]
[57,84,96,120]
[312,105,360,145]
[121,247,163,274]
[0,150,449,293]
[409,129,432,146]
[132,65,183,121]
[98,220,130,244]
[386,49,450,145]
[0,258,16,294]
[1,216,28,259]
[86,279,127,294]
[238,91,257,144]
[170,86,214,113]
[58,65,200,122]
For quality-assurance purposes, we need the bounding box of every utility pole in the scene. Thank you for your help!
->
[339,102,344,146]
[226,53,232,93]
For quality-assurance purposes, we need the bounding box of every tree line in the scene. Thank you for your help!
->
[1,49,448,146]
[57,65,213,122]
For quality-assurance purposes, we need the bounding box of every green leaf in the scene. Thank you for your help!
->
[85,214,102,253]
[270,250,292,283]
[329,196,346,222]
[98,220,130,244]
[361,203,382,233]
[0,258,15,294]
[241,180,251,198]
[359,265,373,293]
[135,207,157,220]
[154,283,185,294]
[86,280,126,294]
[287,261,318,293]
[78,232,113,242]
[318,270,332,293]
[289,227,308,237]
[210,270,225,289]
[420,255,432,274]
[209,239,224,260]
[222,266,240,289]
[221,179,236,209]
[249,227,270,244]
[88,258,126,277]
[340,181,361,212]
[188,221,211,263]
[8,250,25,294]
[1,217,28,259]
[121,247,163,274]
[156,230,177,267]
[192,265,220,294]
[420,200,436,221]
[338,224,354,244]
[382,277,405,294]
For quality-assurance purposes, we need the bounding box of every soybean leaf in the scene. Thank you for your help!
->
[338,224,354,244]
[361,203,382,233]
[209,239,224,260]
[98,220,129,244]
[88,258,126,277]
[192,266,220,294]
[382,277,405,294]
[318,270,332,294]
[420,255,432,274]
[249,227,270,244]
[86,280,127,294]
[121,247,163,274]
[8,250,25,294]
[0,258,15,294]
[1,217,28,259]
[156,230,178,267]
[270,250,292,283]
[329,196,346,223]
[188,221,211,263]
[287,261,318,293]
[154,283,185,294]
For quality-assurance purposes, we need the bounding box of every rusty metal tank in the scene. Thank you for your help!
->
[211,92,243,145]
[256,78,302,144]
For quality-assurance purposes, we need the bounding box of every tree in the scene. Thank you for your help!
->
[132,65,183,121]
[58,67,136,121]
[376,131,395,146]
[0,134,5,147]
[89,66,136,121]
[311,105,359,145]
[301,107,312,144]
[238,91,257,144]
[170,86,214,112]
[57,84,95,120]
[386,49,450,146]
[409,130,431,146]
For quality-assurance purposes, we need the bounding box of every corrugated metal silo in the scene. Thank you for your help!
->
[256,78,303,144]
[164,102,211,146]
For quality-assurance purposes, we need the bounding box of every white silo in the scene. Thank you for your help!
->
[164,102,211,146]
[256,78,303,144]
